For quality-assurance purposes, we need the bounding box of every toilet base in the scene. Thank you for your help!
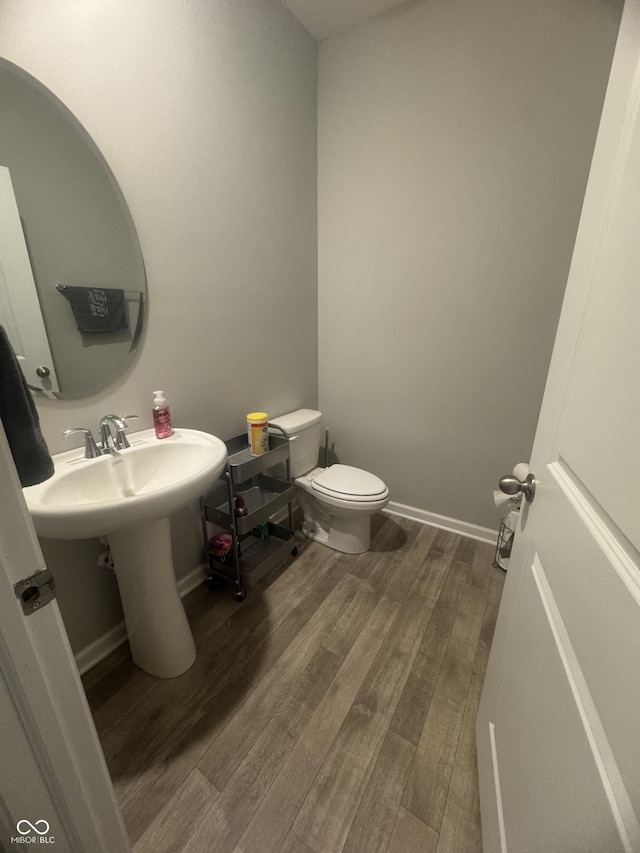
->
[302,513,371,555]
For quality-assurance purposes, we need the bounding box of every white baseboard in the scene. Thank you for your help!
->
[75,562,210,676]
[75,623,128,677]
[384,501,497,545]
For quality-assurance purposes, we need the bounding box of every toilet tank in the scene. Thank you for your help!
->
[270,409,322,477]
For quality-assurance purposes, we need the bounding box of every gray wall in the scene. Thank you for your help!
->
[317,0,622,530]
[0,0,318,655]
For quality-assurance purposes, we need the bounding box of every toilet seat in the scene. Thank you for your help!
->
[312,464,388,503]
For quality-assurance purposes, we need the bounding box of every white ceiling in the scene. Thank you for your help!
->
[281,0,410,41]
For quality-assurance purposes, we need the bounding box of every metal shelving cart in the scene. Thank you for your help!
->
[200,430,297,600]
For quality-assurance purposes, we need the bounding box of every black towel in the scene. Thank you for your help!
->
[61,285,128,332]
[0,325,54,487]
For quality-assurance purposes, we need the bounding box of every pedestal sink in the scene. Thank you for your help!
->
[23,429,227,678]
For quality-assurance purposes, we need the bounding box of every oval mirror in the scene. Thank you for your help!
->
[0,59,146,400]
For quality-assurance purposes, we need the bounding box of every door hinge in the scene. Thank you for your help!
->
[14,567,57,615]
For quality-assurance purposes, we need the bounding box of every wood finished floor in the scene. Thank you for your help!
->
[82,514,505,853]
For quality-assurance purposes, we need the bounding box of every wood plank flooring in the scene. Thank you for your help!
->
[82,514,505,853]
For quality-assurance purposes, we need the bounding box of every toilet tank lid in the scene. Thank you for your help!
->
[270,409,321,436]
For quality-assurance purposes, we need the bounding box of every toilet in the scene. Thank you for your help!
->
[270,409,390,554]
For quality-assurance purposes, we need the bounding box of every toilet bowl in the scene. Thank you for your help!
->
[270,410,390,554]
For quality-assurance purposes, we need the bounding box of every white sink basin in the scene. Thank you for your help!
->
[24,428,227,679]
[24,428,227,540]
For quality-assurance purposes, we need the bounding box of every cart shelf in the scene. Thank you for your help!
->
[200,430,297,600]
[203,475,294,536]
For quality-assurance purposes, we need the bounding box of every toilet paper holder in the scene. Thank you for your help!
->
[499,472,536,504]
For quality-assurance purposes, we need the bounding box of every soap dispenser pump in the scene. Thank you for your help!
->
[152,390,174,439]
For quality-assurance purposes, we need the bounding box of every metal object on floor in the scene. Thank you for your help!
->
[200,429,298,600]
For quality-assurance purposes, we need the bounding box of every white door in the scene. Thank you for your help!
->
[0,421,129,852]
[476,2,640,851]
[0,165,60,394]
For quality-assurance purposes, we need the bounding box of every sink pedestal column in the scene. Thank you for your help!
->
[108,517,196,678]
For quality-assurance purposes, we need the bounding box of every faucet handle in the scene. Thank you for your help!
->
[62,428,102,459]
[116,414,138,449]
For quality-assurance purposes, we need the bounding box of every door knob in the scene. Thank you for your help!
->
[499,473,536,503]
[36,365,50,378]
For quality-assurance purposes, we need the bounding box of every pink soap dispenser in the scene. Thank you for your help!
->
[152,390,174,439]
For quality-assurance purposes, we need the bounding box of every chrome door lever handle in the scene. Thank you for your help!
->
[499,473,536,503]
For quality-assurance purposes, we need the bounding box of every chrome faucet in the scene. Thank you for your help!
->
[63,414,138,458]
[99,414,137,453]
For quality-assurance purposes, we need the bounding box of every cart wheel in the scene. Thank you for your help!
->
[235,588,247,602]
[291,546,298,556]
[205,574,221,591]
